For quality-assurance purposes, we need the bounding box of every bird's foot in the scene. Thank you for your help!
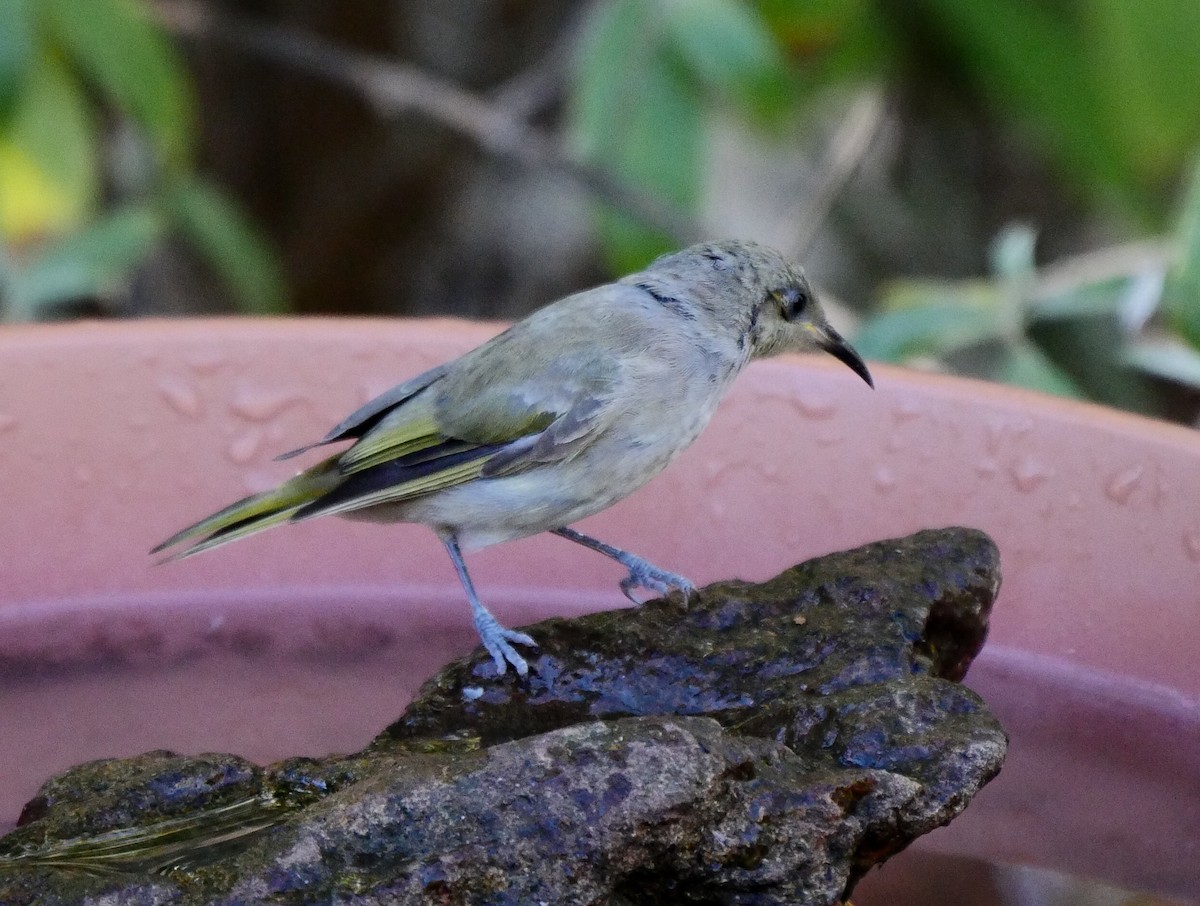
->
[549,528,696,608]
[618,557,697,606]
[473,607,537,676]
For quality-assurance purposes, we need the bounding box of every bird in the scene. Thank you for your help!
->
[153,239,873,676]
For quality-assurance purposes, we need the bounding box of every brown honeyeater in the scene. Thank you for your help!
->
[153,240,873,675]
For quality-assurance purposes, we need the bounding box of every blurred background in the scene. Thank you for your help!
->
[0,2,1196,902]
[2,0,1200,426]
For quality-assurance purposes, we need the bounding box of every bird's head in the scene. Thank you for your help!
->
[639,240,873,387]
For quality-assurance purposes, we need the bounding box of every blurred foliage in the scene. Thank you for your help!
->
[1163,153,1200,348]
[567,0,1200,421]
[568,0,887,273]
[1,0,1199,423]
[0,0,284,319]
[568,0,1200,266]
[569,0,767,273]
[913,0,1200,218]
[854,156,1200,418]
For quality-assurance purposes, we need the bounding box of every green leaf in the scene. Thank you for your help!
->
[1164,153,1200,348]
[757,0,889,83]
[166,178,287,315]
[662,0,793,119]
[877,277,1001,312]
[1029,276,1142,322]
[0,52,97,238]
[569,0,701,272]
[917,0,1132,201]
[41,0,195,169]
[0,0,35,116]
[1025,312,1154,410]
[593,56,701,272]
[996,341,1085,398]
[6,204,163,318]
[852,301,1002,362]
[1123,336,1200,391]
[1082,0,1200,186]
[989,223,1037,281]
[0,239,14,298]
[569,0,662,163]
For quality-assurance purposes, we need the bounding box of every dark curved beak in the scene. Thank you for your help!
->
[816,325,874,388]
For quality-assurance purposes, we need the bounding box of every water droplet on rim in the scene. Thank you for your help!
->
[242,469,285,494]
[230,386,303,422]
[754,460,780,480]
[1183,532,1200,562]
[227,431,262,464]
[793,395,837,420]
[158,376,202,418]
[815,430,843,447]
[1010,456,1051,493]
[975,458,999,478]
[186,352,227,375]
[985,415,1035,453]
[1104,464,1144,506]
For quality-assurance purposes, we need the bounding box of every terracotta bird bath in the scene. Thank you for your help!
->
[0,318,1197,900]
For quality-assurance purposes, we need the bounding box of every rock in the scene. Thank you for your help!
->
[0,528,1006,905]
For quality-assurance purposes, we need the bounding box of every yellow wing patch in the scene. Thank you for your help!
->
[156,504,308,561]
[151,456,342,559]
[337,413,442,474]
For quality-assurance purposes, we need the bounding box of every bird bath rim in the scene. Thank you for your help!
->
[0,316,1197,901]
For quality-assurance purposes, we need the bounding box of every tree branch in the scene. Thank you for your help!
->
[776,86,888,260]
[157,0,703,244]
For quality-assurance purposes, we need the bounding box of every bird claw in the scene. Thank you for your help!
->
[619,563,697,606]
[473,609,537,676]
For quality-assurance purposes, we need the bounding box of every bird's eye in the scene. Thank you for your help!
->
[779,286,809,320]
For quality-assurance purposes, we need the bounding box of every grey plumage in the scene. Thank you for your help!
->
[153,239,873,676]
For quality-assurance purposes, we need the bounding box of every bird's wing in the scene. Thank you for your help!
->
[476,379,617,478]
[290,437,511,519]
[290,334,624,519]
[339,298,632,470]
[275,362,452,460]
[291,284,655,519]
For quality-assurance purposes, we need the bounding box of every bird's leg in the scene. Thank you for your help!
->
[551,527,697,605]
[443,536,537,676]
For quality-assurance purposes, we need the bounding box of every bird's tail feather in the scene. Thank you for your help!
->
[151,456,343,561]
